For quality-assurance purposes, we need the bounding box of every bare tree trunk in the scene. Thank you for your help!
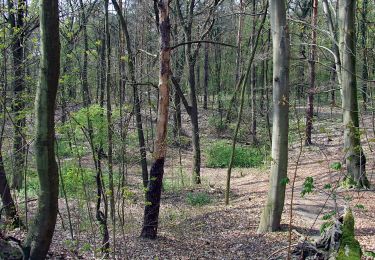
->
[23,0,60,257]
[305,0,318,145]
[141,0,171,239]
[235,0,244,83]
[361,0,368,110]
[8,0,26,190]
[258,0,290,233]
[104,0,115,239]
[112,0,149,188]
[339,0,369,188]
[203,43,209,110]
[250,0,257,143]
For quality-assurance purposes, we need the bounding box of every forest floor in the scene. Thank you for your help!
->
[6,106,375,259]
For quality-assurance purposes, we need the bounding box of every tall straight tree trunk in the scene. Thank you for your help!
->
[305,0,318,145]
[258,0,290,233]
[173,44,184,138]
[235,0,244,82]
[339,0,369,188]
[104,0,115,227]
[361,0,368,110]
[24,0,60,257]
[250,0,257,143]
[141,0,171,239]
[203,43,209,110]
[187,57,202,184]
[8,0,26,190]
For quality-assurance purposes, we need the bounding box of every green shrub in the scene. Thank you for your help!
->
[206,141,265,168]
[60,165,95,197]
[186,192,211,206]
[208,115,227,133]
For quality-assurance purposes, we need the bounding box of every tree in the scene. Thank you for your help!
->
[305,0,318,145]
[338,0,369,188]
[258,0,290,233]
[23,0,60,257]
[141,0,171,239]
[8,0,26,190]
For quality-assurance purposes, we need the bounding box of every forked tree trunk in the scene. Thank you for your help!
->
[339,0,369,188]
[141,0,171,239]
[258,0,290,233]
[23,0,60,257]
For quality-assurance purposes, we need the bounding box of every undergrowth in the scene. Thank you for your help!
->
[206,140,266,168]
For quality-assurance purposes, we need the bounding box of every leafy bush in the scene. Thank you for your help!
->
[186,192,211,206]
[60,164,95,197]
[206,141,265,168]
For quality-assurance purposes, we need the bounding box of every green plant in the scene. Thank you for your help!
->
[301,177,315,197]
[319,211,336,233]
[206,141,265,168]
[163,168,190,192]
[208,115,227,133]
[186,192,211,206]
[60,164,95,197]
[341,176,358,189]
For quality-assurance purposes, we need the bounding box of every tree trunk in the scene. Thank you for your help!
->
[8,0,26,190]
[203,43,209,110]
[339,0,369,188]
[141,0,171,239]
[23,0,60,257]
[112,0,149,188]
[305,0,318,145]
[361,0,368,110]
[258,0,290,233]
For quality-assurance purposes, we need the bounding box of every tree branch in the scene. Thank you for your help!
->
[171,40,236,50]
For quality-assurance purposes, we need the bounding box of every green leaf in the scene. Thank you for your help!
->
[280,177,290,185]
[330,162,342,171]
[355,204,365,210]
[301,176,314,197]
[324,183,332,189]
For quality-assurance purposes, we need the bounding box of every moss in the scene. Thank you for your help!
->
[337,210,362,260]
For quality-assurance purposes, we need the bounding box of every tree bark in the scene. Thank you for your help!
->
[8,0,26,190]
[203,43,209,110]
[361,0,368,110]
[258,0,290,233]
[339,0,369,188]
[305,0,318,145]
[141,0,171,239]
[23,0,60,257]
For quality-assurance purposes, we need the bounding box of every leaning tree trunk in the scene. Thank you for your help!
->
[141,0,171,239]
[339,0,369,188]
[23,0,60,258]
[305,0,318,145]
[258,0,290,233]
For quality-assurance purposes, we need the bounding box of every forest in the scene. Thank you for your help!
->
[0,0,374,259]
